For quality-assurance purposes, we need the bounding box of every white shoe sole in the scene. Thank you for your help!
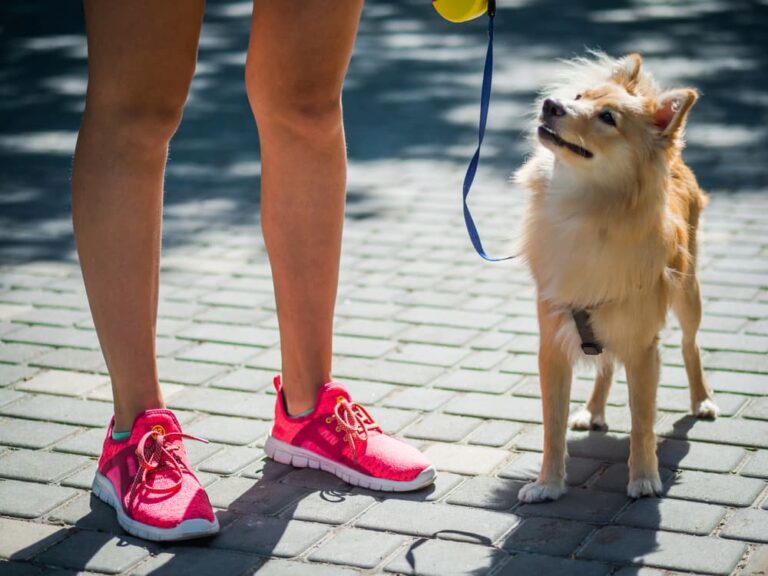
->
[264,435,437,492]
[91,472,219,542]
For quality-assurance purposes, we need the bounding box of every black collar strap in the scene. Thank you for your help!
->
[572,309,603,355]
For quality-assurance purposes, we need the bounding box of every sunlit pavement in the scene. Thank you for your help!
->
[1,1,767,574]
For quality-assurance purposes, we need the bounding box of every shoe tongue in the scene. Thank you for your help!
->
[132,409,181,437]
[317,381,352,410]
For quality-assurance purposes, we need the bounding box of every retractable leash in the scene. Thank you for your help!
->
[434,0,514,261]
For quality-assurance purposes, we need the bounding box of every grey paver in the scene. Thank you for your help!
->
[198,446,265,475]
[131,548,261,576]
[211,368,275,392]
[36,531,151,574]
[156,357,226,385]
[591,463,674,493]
[444,392,543,423]
[0,365,36,387]
[466,420,525,447]
[0,518,69,560]
[0,480,79,519]
[283,491,376,525]
[356,499,520,543]
[29,348,106,372]
[14,369,106,396]
[184,415,271,446]
[0,418,79,449]
[501,517,594,557]
[211,515,328,557]
[496,553,608,576]
[657,416,768,449]
[579,525,746,575]
[664,470,765,506]
[167,388,274,419]
[517,489,628,523]
[720,509,768,543]
[446,476,525,510]
[48,492,121,533]
[0,450,90,483]
[740,546,768,576]
[176,342,260,365]
[382,387,455,411]
[433,370,520,394]
[422,442,509,476]
[205,476,305,514]
[615,497,726,535]
[498,452,603,487]
[742,450,768,478]
[309,527,405,569]
[331,357,442,386]
[404,413,481,442]
[384,538,508,576]
[253,559,360,576]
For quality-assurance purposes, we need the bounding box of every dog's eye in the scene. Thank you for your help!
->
[599,110,616,126]
[575,94,582,100]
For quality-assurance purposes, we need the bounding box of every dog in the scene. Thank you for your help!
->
[514,52,719,502]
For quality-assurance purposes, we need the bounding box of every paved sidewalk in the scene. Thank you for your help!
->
[1,0,767,575]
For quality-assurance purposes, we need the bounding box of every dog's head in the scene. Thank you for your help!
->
[535,53,697,182]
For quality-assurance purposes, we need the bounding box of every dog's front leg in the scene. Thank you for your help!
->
[625,343,663,498]
[519,299,572,503]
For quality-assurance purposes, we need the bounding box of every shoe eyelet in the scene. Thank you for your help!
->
[325,416,332,424]
[335,426,341,433]
[336,395,345,403]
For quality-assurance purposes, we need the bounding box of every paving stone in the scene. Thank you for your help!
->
[459,350,507,370]
[354,471,465,503]
[387,343,469,367]
[131,548,261,576]
[591,464,674,493]
[742,450,768,478]
[336,318,409,340]
[706,351,768,374]
[383,387,455,411]
[36,531,151,574]
[12,308,89,328]
[0,344,51,364]
[433,370,520,394]
[500,517,594,557]
[664,470,765,506]
[176,343,260,365]
[185,415,270,446]
[0,518,69,560]
[167,388,274,419]
[498,354,539,375]
[0,365,36,387]
[517,489,627,523]
[740,546,768,576]
[372,406,419,433]
[444,393,543,423]
[657,416,768,449]
[707,371,768,395]
[205,477,305,514]
[334,335,394,358]
[252,559,360,576]
[283,491,376,525]
[498,453,603,487]
[211,515,328,557]
[0,389,26,407]
[29,349,106,372]
[384,538,507,576]
[404,413,481,442]
[496,553,608,576]
[398,325,478,347]
[3,326,99,350]
[356,500,519,543]
[156,358,225,385]
[198,446,264,475]
[341,379,396,404]
[309,527,406,569]
[0,418,79,449]
[422,443,509,476]
[60,462,98,490]
[657,437,747,473]
[466,420,525,447]
[0,480,79,518]
[331,357,442,387]
[52,428,107,457]
[0,396,113,427]
[446,476,525,510]
[396,306,504,330]
[280,468,350,491]
[616,497,726,535]
[48,493,121,532]
[720,509,768,543]
[211,368,275,392]
[744,397,768,420]
[579,525,746,575]
[14,370,106,397]
[655,387,747,416]
[0,450,90,483]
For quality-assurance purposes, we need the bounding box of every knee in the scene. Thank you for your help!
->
[245,66,342,142]
[83,91,187,149]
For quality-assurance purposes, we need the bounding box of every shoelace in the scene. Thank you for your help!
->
[127,429,207,506]
[332,398,381,462]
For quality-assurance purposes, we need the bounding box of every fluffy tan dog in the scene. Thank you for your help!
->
[514,53,719,501]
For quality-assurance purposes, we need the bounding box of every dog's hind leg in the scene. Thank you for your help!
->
[672,274,719,419]
[569,358,613,431]
[625,343,663,498]
[519,299,571,503]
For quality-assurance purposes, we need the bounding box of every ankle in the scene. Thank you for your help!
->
[283,390,316,417]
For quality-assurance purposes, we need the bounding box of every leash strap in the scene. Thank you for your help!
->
[462,6,513,261]
[572,309,603,355]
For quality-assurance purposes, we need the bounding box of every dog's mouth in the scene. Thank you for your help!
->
[538,125,594,159]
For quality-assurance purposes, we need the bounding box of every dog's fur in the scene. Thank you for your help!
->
[514,53,719,501]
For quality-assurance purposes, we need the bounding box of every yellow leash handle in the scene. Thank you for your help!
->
[432,0,489,22]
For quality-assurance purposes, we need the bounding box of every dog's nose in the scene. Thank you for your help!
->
[542,98,566,118]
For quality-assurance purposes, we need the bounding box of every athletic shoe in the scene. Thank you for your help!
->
[265,376,436,491]
[92,408,219,541]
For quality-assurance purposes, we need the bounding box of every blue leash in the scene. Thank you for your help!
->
[462,8,514,261]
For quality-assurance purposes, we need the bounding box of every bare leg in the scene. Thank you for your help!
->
[569,359,613,431]
[519,299,572,503]
[625,343,663,498]
[72,0,204,431]
[245,0,363,415]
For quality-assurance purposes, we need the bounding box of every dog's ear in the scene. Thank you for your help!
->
[612,53,642,88]
[654,88,698,138]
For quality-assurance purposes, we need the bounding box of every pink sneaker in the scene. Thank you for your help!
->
[92,409,219,541]
[265,376,436,491]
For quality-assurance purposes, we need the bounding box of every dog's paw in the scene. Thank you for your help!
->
[693,399,720,420]
[568,407,607,431]
[518,480,566,503]
[627,473,663,499]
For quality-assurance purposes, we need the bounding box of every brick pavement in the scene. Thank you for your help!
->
[1,0,768,574]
